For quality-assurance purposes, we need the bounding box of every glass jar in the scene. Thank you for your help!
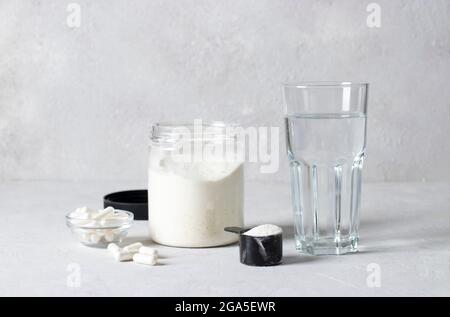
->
[148,121,244,247]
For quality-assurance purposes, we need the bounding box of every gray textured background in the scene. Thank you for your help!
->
[0,0,449,182]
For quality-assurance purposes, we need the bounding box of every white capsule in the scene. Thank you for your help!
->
[100,218,119,227]
[93,207,115,220]
[123,242,143,253]
[71,207,89,220]
[89,232,101,244]
[133,253,157,266]
[138,246,158,257]
[113,250,134,262]
[103,206,115,213]
[107,243,120,253]
[104,230,115,242]
[100,210,128,226]
[110,211,130,221]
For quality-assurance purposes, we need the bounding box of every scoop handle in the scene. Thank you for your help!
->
[224,226,247,234]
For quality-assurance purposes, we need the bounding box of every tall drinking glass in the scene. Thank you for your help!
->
[283,82,368,255]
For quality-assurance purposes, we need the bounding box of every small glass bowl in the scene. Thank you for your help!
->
[66,210,134,248]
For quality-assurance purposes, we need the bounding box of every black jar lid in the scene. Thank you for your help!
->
[104,190,148,220]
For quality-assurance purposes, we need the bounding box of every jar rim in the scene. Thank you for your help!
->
[150,120,239,143]
[153,120,236,129]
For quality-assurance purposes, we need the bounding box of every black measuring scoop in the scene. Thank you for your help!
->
[225,226,283,266]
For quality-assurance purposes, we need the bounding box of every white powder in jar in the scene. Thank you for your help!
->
[148,148,244,247]
[244,224,282,237]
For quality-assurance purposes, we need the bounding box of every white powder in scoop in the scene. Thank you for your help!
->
[244,224,282,237]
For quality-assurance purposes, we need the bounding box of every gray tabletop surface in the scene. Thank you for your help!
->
[0,180,448,296]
